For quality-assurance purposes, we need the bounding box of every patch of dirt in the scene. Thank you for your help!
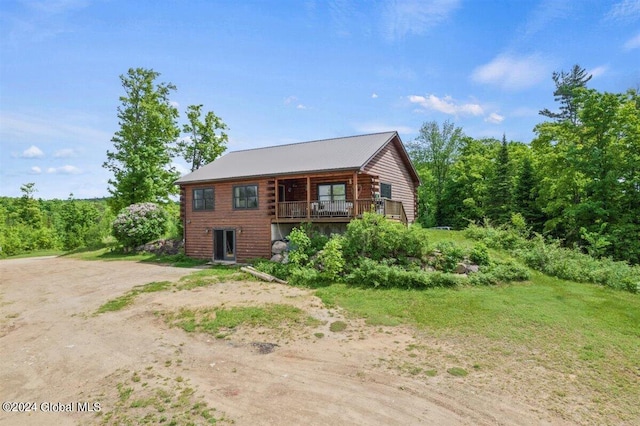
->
[0,257,575,425]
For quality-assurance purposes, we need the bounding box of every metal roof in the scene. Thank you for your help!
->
[175,131,403,184]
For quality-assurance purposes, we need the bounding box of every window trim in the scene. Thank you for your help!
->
[233,184,259,210]
[317,182,347,202]
[192,187,214,211]
[380,183,392,199]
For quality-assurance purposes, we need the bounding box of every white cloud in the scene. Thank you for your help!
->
[485,113,505,124]
[382,0,461,41]
[623,32,640,50]
[22,145,45,158]
[589,65,609,78]
[30,166,42,174]
[408,94,483,116]
[471,54,551,90]
[371,93,379,99]
[296,104,308,110]
[353,122,415,134]
[607,0,640,22]
[47,165,82,174]
[53,148,77,158]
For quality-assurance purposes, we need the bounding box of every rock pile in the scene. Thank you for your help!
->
[270,240,289,263]
[135,239,184,255]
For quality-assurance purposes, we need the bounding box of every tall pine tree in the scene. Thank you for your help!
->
[513,156,544,231]
[486,135,512,224]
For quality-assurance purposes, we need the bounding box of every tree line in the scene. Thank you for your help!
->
[2,65,638,265]
[408,65,640,264]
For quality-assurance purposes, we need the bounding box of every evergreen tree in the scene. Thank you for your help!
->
[539,64,592,125]
[513,156,544,231]
[486,135,512,224]
[103,68,180,213]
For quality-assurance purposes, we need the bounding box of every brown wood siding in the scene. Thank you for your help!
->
[363,140,417,223]
[182,179,272,262]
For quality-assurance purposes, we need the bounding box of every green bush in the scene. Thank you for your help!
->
[314,236,345,282]
[342,213,429,268]
[429,241,466,272]
[470,242,490,266]
[486,259,531,282]
[467,223,639,293]
[112,203,168,250]
[287,227,312,266]
[253,259,291,280]
[345,258,463,289]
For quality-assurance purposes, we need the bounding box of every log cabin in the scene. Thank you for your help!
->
[175,131,420,262]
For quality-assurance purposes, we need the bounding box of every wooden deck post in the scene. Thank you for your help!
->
[352,171,358,217]
[306,176,311,219]
[275,178,279,220]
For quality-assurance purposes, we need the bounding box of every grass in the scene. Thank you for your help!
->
[96,266,248,314]
[96,281,173,313]
[2,248,65,259]
[329,320,347,332]
[95,368,230,425]
[315,272,640,422]
[66,245,209,268]
[160,304,311,335]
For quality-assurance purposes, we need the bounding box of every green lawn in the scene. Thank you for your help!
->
[315,272,640,421]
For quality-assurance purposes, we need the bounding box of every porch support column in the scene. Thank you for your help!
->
[352,171,358,217]
[275,177,279,221]
[306,176,311,219]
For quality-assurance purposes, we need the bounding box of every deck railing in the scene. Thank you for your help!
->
[277,199,407,224]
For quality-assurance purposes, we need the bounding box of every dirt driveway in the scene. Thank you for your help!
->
[0,257,567,425]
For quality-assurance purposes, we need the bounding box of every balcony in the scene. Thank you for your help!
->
[276,199,407,224]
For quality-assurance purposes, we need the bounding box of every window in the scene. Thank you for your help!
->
[192,188,214,211]
[233,184,258,209]
[318,183,346,202]
[380,183,392,199]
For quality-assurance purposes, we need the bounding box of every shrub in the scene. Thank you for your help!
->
[342,213,405,264]
[429,241,466,272]
[252,259,291,280]
[486,259,531,282]
[287,227,312,266]
[470,242,490,266]
[468,223,639,293]
[314,236,345,282]
[465,222,529,251]
[345,258,463,289]
[112,203,168,250]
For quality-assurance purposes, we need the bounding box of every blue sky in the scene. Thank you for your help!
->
[1,0,639,199]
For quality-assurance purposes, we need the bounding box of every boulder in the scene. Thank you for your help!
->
[272,240,288,254]
[454,262,467,274]
[466,264,480,273]
[270,254,283,263]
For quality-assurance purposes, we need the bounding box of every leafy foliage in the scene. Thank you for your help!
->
[465,223,639,293]
[0,184,113,257]
[112,203,168,250]
[407,120,465,226]
[177,104,228,171]
[103,68,180,213]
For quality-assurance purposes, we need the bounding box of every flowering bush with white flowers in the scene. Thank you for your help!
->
[112,202,168,250]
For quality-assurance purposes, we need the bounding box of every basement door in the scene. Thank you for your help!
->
[213,229,235,262]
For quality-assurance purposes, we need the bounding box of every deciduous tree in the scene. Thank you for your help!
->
[407,120,464,226]
[177,104,228,172]
[103,68,180,212]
